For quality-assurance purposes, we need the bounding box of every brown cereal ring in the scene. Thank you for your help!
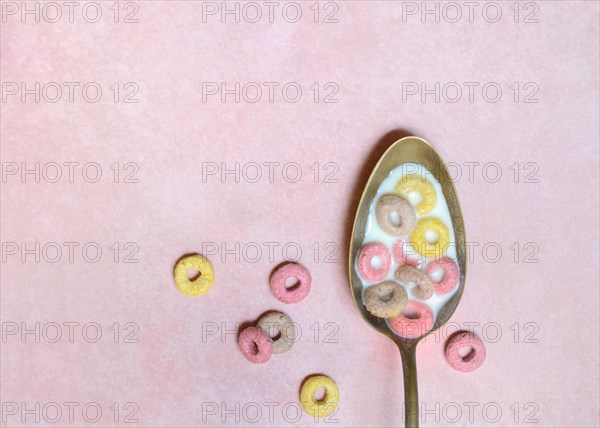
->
[364,281,408,318]
[395,266,434,300]
[375,195,417,236]
[257,312,296,354]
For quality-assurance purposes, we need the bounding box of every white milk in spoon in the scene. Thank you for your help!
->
[357,163,460,330]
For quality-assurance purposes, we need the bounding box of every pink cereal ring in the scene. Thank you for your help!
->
[357,242,391,282]
[238,326,273,364]
[393,240,422,268]
[389,301,434,338]
[270,262,312,304]
[445,331,486,372]
[427,257,459,295]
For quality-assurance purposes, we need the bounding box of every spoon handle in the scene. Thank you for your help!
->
[399,343,419,428]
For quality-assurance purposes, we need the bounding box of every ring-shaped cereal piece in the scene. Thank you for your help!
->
[427,257,459,295]
[392,240,422,268]
[409,217,450,259]
[357,242,391,282]
[270,263,311,304]
[364,281,408,318]
[173,254,215,296]
[375,194,417,236]
[445,331,486,372]
[395,266,434,300]
[389,301,434,338]
[238,326,273,364]
[300,375,340,419]
[257,312,296,354]
[395,174,437,215]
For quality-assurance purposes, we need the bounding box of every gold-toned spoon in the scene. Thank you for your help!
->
[349,136,467,428]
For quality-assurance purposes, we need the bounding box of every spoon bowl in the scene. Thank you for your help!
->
[349,136,466,427]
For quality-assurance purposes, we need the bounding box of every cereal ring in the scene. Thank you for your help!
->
[173,254,215,296]
[257,312,296,354]
[364,281,408,318]
[300,375,340,419]
[445,331,486,372]
[270,263,311,304]
[389,301,434,338]
[395,266,434,300]
[238,326,273,364]
[427,257,459,295]
[392,240,422,268]
[409,217,450,259]
[375,195,416,236]
[395,174,437,215]
[357,242,391,282]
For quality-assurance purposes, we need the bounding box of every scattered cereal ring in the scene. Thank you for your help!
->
[364,281,408,318]
[300,375,340,418]
[395,174,437,215]
[270,263,312,304]
[375,194,416,236]
[409,217,450,259]
[357,242,391,282]
[389,301,434,338]
[427,257,459,295]
[395,266,434,300]
[445,331,486,372]
[257,312,296,354]
[173,254,215,296]
[392,240,422,268]
[238,326,273,364]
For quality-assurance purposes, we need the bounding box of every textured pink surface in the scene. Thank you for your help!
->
[1,2,599,427]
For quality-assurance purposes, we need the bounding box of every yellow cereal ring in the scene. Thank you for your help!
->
[300,375,339,419]
[173,255,214,296]
[409,217,450,259]
[395,174,437,215]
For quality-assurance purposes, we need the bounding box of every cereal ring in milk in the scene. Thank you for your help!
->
[357,242,391,282]
[395,266,434,300]
[238,326,273,364]
[364,281,408,318]
[389,301,434,338]
[257,312,296,354]
[375,195,416,236]
[395,174,437,215]
[427,257,459,295]
[445,331,486,372]
[173,254,215,296]
[270,263,312,304]
[300,375,340,418]
[392,240,422,268]
[409,217,450,259]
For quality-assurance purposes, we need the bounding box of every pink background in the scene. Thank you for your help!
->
[1,1,599,427]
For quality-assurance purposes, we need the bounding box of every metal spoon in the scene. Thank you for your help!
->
[348,136,467,428]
